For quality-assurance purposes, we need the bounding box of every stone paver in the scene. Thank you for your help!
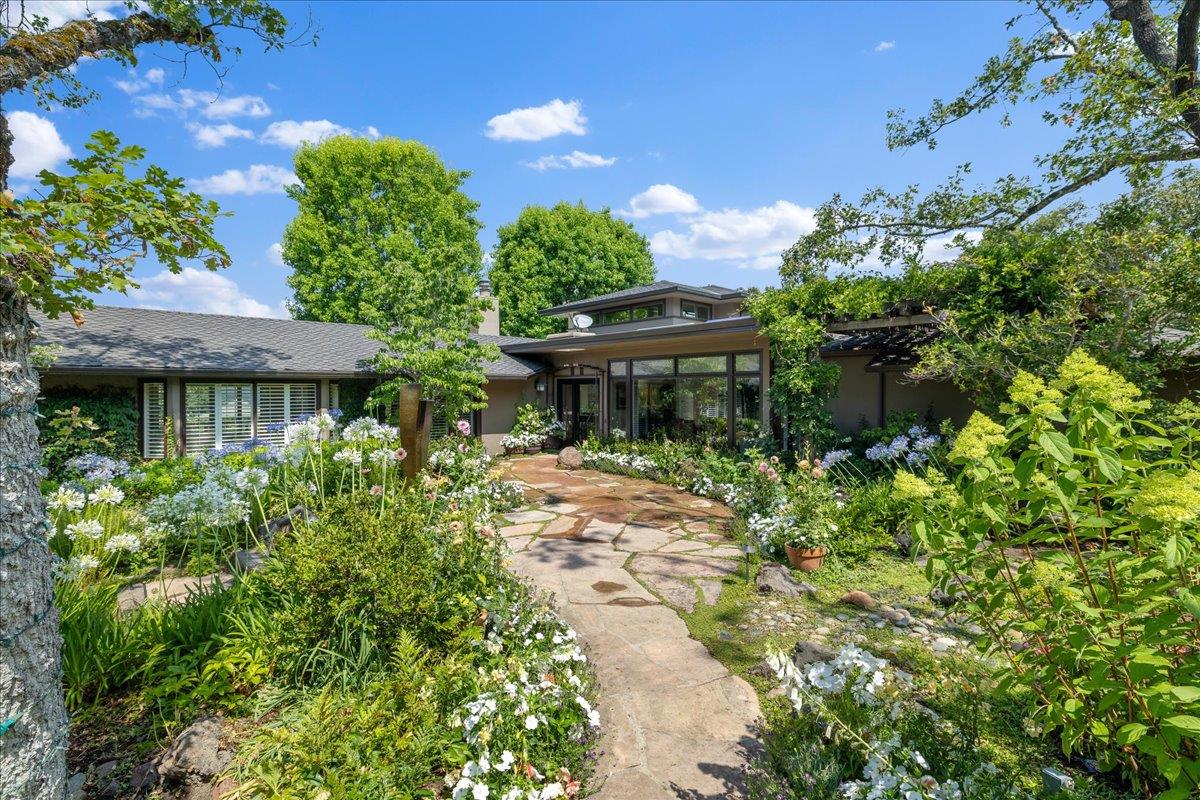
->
[502,455,760,800]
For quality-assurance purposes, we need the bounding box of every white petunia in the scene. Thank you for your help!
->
[494,750,515,772]
[524,714,539,730]
[472,784,490,800]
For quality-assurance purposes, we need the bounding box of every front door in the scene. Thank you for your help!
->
[557,378,599,445]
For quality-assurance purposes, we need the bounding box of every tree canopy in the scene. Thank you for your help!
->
[784,0,1200,280]
[488,202,655,338]
[282,136,496,415]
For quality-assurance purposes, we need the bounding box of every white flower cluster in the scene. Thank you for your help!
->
[47,486,86,513]
[579,449,657,477]
[283,410,340,446]
[145,465,251,535]
[501,431,545,449]
[342,417,400,443]
[54,554,99,581]
[449,599,595,800]
[747,508,835,554]
[767,646,1001,800]
[233,467,270,492]
[687,474,745,508]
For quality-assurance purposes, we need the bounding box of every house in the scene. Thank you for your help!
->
[34,282,975,457]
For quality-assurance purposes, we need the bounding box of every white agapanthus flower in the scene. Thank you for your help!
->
[333,448,363,465]
[234,467,269,492]
[47,486,85,512]
[88,484,125,505]
[103,533,141,554]
[64,519,104,540]
[55,554,99,581]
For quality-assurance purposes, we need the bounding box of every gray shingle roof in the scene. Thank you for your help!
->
[541,281,745,315]
[34,306,545,379]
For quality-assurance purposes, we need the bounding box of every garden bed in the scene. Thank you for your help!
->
[48,416,599,799]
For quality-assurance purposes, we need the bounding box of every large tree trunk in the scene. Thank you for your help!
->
[0,106,69,799]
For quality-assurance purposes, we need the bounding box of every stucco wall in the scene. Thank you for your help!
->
[826,356,882,431]
[824,357,975,432]
[884,372,974,428]
[480,378,539,453]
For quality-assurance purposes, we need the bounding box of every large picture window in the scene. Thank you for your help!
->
[256,383,319,445]
[613,351,764,447]
[184,383,253,455]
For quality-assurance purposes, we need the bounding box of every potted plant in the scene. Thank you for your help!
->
[500,434,522,456]
[523,431,543,454]
[784,520,831,572]
[545,417,566,450]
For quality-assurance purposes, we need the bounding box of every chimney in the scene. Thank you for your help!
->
[476,279,500,336]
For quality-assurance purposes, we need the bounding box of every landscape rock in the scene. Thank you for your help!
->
[158,716,232,786]
[839,590,879,610]
[232,549,266,573]
[256,504,316,550]
[792,640,837,666]
[756,563,818,597]
[881,609,910,626]
[556,446,584,470]
[929,586,961,606]
[130,761,159,792]
[67,772,85,800]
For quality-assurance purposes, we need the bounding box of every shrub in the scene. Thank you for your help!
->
[906,351,1200,797]
[39,385,138,472]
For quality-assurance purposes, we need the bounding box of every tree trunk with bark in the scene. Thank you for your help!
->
[0,103,69,800]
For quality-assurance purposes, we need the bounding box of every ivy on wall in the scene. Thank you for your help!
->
[38,385,139,473]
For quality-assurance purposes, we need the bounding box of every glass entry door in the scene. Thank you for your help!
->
[557,378,599,445]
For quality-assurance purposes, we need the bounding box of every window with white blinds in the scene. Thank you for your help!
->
[142,382,166,458]
[431,407,449,438]
[255,383,318,445]
[184,383,254,455]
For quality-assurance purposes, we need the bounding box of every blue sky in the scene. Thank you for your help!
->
[11,1,1079,318]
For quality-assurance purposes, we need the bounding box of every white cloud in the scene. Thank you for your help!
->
[189,164,298,196]
[187,122,254,149]
[131,267,284,318]
[260,119,381,148]
[114,67,164,94]
[3,1,124,29]
[622,184,701,219]
[650,200,817,269]
[874,40,895,52]
[267,242,285,266]
[523,150,617,171]
[134,89,271,119]
[9,111,72,179]
[485,99,587,142]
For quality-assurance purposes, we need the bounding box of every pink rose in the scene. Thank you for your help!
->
[456,419,471,436]
[767,468,778,481]
[758,462,769,473]
[369,484,383,496]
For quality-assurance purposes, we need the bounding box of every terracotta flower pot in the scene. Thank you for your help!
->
[504,445,519,456]
[785,544,827,572]
[525,444,543,454]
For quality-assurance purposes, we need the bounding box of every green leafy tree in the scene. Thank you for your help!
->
[282,137,496,415]
[488,202,655,338]
[0,2,290,796]
[784,0,1200,278]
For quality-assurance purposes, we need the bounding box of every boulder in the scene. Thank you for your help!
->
[755,563,817,597]
[839,590,878,610]
[158,716,232,786]
[792,640,837,666]
[130,761,159,792]
[232,549,266,574]
[67,773,85,800]
[256,505,316,550]
[556,446,584,470]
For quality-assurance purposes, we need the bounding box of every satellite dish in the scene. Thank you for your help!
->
[572,313,594,330]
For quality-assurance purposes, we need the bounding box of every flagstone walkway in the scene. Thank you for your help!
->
[500,455,761,800]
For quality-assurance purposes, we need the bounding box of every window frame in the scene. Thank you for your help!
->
[139,379,167,459]
[594,301,665,327]
[180,379,319,455]
[680,300,712,321]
